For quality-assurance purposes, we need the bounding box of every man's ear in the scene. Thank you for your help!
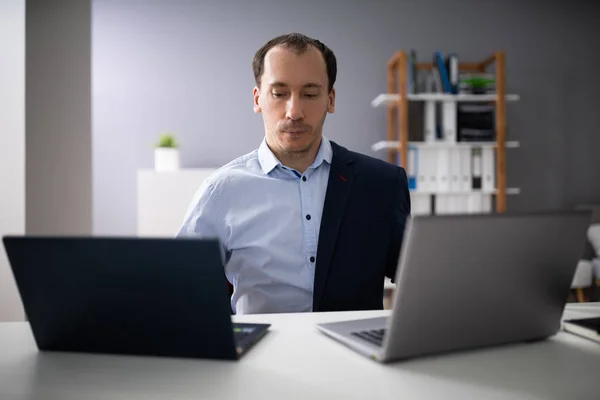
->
[328,87,336,113]
[253,86,262,113]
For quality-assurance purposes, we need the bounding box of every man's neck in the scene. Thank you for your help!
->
[271,138,322,174]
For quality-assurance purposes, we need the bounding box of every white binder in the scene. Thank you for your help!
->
[460,147,472,192]
[410,193,432,216]
[435,194,463,214]
[418,147,437,192]
[467,192,483,214]
[435,148,450,193]
[482,147,495,191]
[449,148,462,192]
[424,101,436,143]
[436,100,457,194]
[435,194,448,215]
[442,101,457,143]
[481,194,492,213]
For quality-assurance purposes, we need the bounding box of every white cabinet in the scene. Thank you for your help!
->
[136,169,217,237]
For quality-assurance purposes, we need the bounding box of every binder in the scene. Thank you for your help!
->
[460,147,472,192]
[436,148,450,193]
[471,147,483,189]
[481,194,492,213]
[449,148,462,193]
[466,193,492,214]
[482,147,495,191]
[410,193,432,216]
[435,194,448,214]
[445,53,459,94]
[424,147,439,192]
[416,146,429,192]
[435,98,456,194]
[407,146,417,190]
[434,51,452,93]
[435,194,463,214]
[467,192,483,214]
[447,195,458,214]
[453,194,468,214]
[426,69,442,93]
[408,49,417,94]
[424,101,436,143]
[442,101,457,143]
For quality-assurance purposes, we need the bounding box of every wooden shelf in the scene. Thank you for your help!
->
[371,93,520,108]
[372,140,520,152]
[409,188,521,196]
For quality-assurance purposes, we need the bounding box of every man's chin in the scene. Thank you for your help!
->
[279,135,312,149]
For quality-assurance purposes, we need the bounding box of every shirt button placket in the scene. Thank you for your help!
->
[300,174,316,269]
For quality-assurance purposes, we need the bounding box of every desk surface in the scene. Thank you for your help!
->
[1,304,600,400]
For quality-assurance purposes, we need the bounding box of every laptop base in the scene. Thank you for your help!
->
[317,317,387,362]
[233,322,271,357]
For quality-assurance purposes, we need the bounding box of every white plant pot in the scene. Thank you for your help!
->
[154,148,180,171]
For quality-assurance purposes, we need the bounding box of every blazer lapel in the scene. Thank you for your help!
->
[313,142,355,310]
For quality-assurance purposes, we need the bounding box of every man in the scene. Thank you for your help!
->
[177,33,410,314]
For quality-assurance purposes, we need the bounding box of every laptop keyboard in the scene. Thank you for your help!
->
[351,329,386,347]
[233,326,255,343]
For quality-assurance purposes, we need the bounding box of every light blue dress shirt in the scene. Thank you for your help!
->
[176,137,332,314]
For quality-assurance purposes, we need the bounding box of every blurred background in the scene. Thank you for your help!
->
[2,0,600,321]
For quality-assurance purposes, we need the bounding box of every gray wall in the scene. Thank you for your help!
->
[27,0,93,235]
[92,0,600,235]
[0,0,26,322]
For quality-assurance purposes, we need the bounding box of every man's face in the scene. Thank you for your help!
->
[253,45,335,157]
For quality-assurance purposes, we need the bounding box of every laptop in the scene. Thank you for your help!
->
[563,316,600,344]
[316,211,591,363]
[2,236,269,360]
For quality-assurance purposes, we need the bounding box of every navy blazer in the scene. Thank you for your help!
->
[312,141,411,312]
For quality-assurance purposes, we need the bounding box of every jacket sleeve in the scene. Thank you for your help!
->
[386,166,411,282]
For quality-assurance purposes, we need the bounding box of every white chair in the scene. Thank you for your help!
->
[588,224,600,287]
[588,224,600,257]
[569,223,600,302]
[571,260,593,302]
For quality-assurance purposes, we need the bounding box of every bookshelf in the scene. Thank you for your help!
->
[371,93,520,106]
[372,140,520,151]
[371,50,520,214]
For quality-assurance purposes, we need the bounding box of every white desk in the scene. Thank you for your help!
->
[1,304,599,400]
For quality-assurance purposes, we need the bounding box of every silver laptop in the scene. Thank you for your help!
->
[316,211,591,363]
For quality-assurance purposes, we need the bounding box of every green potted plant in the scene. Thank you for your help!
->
[154,132,180,171]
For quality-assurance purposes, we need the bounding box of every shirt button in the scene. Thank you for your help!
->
[302,176,307,181]
[310,256,315,262]
[306,214,311,220]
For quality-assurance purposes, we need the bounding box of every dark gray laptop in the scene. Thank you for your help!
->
[2,236,269,360]
[316,211,591,363]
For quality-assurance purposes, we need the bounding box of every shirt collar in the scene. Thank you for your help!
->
[258,136,332,175]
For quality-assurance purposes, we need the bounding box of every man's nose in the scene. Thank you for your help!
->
[286,95,304,120]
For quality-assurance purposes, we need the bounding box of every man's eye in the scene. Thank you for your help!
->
[272,92,286,98]
[304,93,318,98]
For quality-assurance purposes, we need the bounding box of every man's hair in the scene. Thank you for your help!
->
[252,33,337,93]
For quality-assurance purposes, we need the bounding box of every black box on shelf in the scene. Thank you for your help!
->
[457,103,495,142]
